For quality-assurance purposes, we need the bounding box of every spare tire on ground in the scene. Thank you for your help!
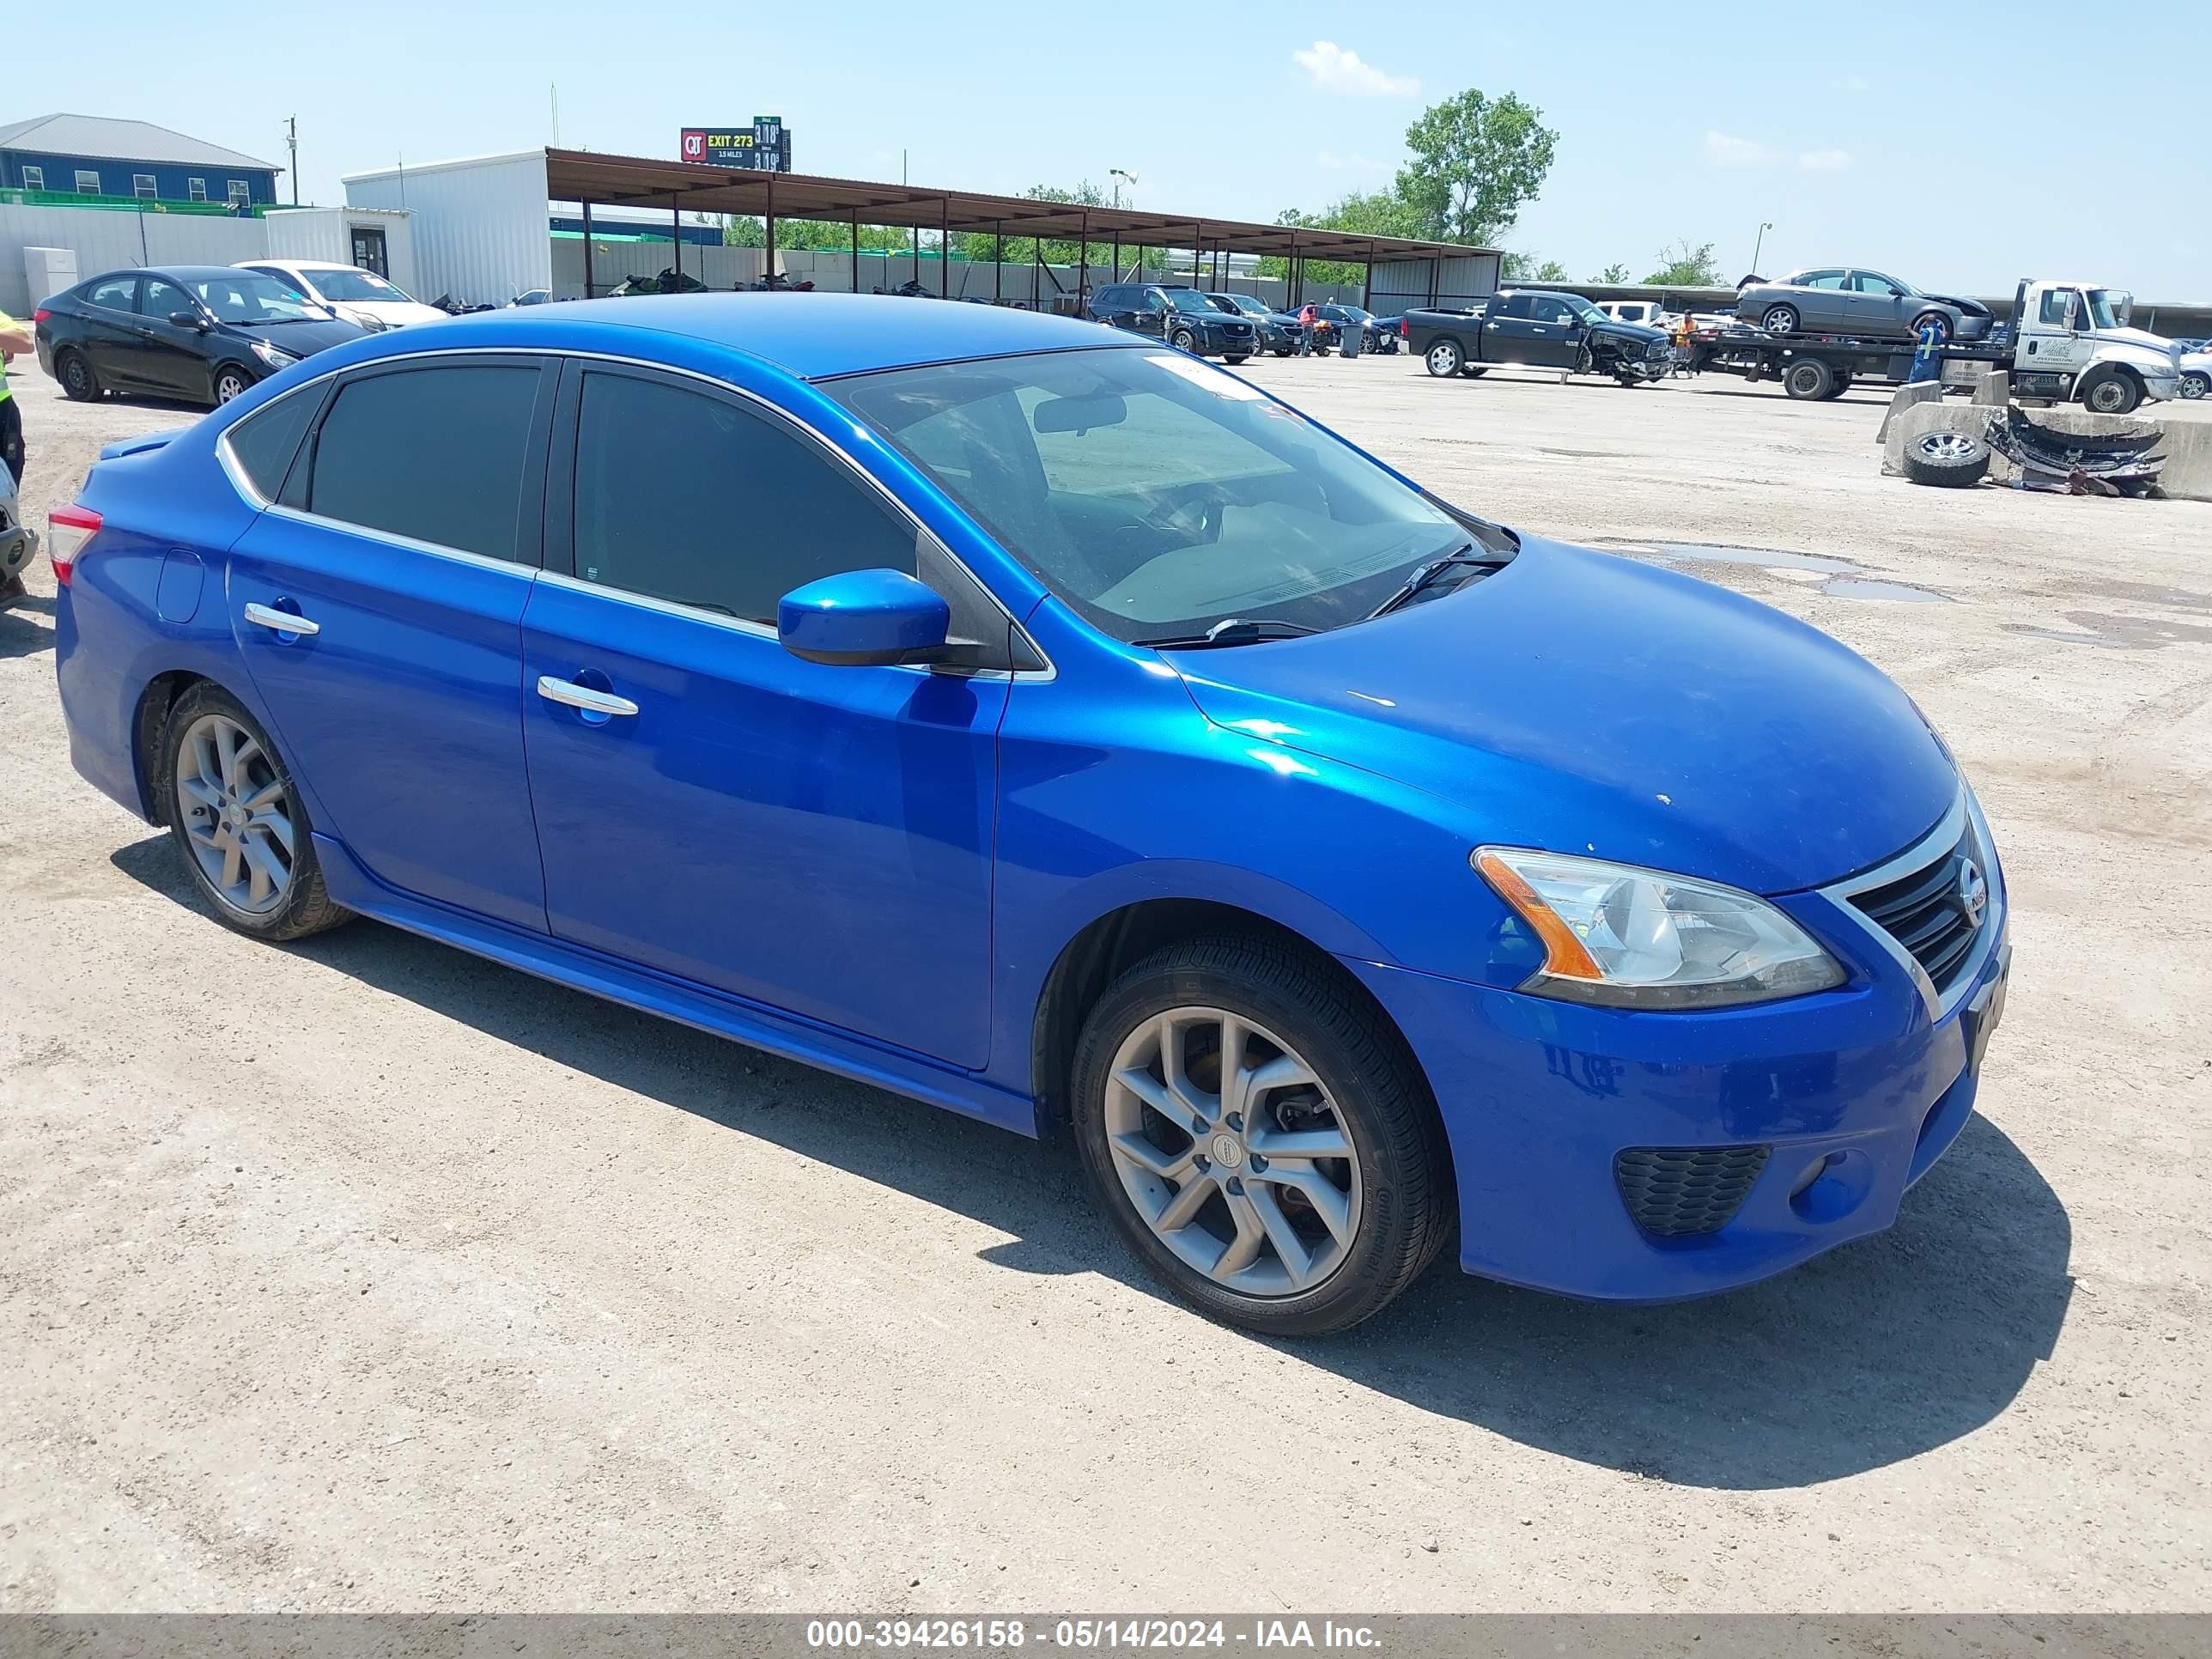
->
[1903,429,1991,488]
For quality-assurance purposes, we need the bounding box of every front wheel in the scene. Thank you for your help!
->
[1070,937,1450,1336]
[162,682,351,942]
[1170,327,1199,354]
[1424,337,1464,377]
[1909,311,1953,344]
[2183,370,2209,400]
[2081,371,2142,415]
[211,364,254,406]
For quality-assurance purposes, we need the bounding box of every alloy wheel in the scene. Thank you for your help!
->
[1102,1006,1362,1297]
[1917,432,1983,462]
[215,371,251,404]
[174,713,295,915]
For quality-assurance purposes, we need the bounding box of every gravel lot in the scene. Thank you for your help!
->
[2,349,2208,1614]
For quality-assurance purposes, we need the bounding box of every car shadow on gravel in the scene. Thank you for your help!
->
[1,598,56,658]
[111,832,2075,1492]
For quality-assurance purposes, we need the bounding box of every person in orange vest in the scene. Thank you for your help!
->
[1297,301,1319,356]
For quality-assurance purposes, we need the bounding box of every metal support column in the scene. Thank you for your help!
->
[1427,255,1439,307]
[671,194,681,283]
[852,215,860,292]
[581,198,594,298]
[1079,208,1091,305]
[1362,242,1374,309]
[994,222,1003,302]
[1111,233,1121,283]
[1033,234,1042,311]
[764,169,776,285]
[1289,233,1299,307]
[940,197,950,297]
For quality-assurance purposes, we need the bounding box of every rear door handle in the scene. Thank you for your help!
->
[243,601,319,636]
[537,675,638,718]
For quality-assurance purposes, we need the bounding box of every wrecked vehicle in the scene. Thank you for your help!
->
[1734,268,1993,343]
[1407,290,1674,386]
[1902,407,2166,495]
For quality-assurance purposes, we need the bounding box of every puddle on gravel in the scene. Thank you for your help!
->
[1601,541,1953,605]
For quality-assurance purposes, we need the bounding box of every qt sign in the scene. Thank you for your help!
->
[679,118,792,173]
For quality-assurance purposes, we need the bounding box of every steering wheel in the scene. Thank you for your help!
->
[1139,481,1236,546]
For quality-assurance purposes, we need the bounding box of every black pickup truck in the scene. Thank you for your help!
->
[1403,289,1674,386]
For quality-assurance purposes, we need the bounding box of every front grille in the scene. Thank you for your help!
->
[1614,1146,1769,1237]
[1850,830,1984,994]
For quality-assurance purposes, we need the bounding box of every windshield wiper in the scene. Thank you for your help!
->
[1364,545,1493,620]
[1137,617,1321,649]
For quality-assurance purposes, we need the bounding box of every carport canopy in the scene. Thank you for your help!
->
[544,147,1496,306]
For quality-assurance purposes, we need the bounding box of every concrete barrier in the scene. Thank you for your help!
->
[1875,380,1944,443]
[1881,400,2212,500]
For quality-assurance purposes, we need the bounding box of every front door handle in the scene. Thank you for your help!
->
[537,675,638,718]
[243,601,319,636]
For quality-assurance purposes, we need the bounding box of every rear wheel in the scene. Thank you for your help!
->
[57,348,100,401]
[1224,354,1249,365]
[1760,303,1800,335]
[161,683,350,942]
[1822,369,1855,400]
[1070,937,1449,1336]
[1783,358,1836,400]
[1423,337,1464,377]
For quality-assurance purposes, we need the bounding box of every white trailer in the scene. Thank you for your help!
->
[343,150,552,310]
[260,206,420,300]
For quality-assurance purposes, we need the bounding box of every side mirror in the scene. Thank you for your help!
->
[169,310,207,331]
[777,568,951,667]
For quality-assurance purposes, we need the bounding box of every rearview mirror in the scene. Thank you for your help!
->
[168,310,207,331]
[778,568,951,667]
[1032,392,1126,434]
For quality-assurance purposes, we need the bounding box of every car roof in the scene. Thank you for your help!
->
[244,258,356,271]
[362,293,1126,380]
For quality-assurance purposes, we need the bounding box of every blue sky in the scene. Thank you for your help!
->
[17,1,2208,296]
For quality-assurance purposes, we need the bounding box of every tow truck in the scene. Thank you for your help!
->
[1686,277,2181,413]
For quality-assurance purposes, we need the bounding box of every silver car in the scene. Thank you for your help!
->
[1735,267,1994,343]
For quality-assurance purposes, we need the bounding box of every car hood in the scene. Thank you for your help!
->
[1167,538,1958,895]
[2099,325,2181,357]
[1590,318,1671,345]
[222,317,369,356]
[330,299,450,328]
[1918,292,1991,316]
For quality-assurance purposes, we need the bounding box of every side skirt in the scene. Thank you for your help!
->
[313,834,1042,1139]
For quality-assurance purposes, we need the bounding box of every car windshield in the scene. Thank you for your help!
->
[1332,306,1373,323]
[826,347,1480,642]
[1564,295,1606,324]
[2081,289,2122,329]
[310,268,411,302]
[1211,294,1266,315]
[1165,291,1218,315]
[191,273,327,324]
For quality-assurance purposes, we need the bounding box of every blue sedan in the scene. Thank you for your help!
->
[46,295,2009,1334]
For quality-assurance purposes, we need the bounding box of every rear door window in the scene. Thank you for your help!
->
[307,363,545,562]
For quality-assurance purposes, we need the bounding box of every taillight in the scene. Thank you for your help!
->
[47,504,102,586]
[1399,318,1409,336]
[32,307,51,325]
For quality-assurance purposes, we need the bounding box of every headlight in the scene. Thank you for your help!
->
[1474,848,1846,1009]
[250,340,299,369]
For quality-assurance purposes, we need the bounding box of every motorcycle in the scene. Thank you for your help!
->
[607,269,710,298]
[748,272,817,293]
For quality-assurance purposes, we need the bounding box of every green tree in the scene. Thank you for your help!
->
[1643,240,1723,287]
[1500,252,1568,283]
[1593,262,1631,283]
[1395,88,1560,246]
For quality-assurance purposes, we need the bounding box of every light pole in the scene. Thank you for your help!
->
[1751,221,1774,276]
[1110,167,1137,209]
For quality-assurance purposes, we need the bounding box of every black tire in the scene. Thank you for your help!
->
[1423,337,1464,377]
[1760,303,1800,335]
[1224,354,1249,365]
[1909,310,1953,344]
[1460,365,1488,378]
[210,364,255,407]
[56,348,100,402]
[1901,429,1991,488]
[1783,358,1836,400]
[2079,370,2142,416]
[1273,346,1294,358]
[2182,370,2209,400]
[161,681,351,943]
[1823,370,1855,399]
[1069,936,1450,1337]
[1169,326,1199,353]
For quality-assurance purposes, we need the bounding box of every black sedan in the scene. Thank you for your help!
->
[34,265,368,408]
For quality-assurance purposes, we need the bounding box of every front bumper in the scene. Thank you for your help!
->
[1346,805,2011,1302]
[2141,371,2181,404]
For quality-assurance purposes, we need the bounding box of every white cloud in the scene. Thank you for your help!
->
[1294,41,1419,97]
[1798,149,1853,172]
[1703,131,1778,167]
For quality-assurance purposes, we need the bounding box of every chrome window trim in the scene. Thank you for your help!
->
[210,343,1054,680]
[262,501,538,578]
[1819,787,2002,1019]
[214,381,325,509]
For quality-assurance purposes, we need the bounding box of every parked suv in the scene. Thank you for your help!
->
[1205,292,1295,356]
[1088,284,1257,362]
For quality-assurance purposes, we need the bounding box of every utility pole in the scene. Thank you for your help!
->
[1752,221,1773,276]
[286,115,299,206]
[550,84,561,148]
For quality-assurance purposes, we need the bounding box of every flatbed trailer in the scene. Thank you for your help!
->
[1685,325,2009,400]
